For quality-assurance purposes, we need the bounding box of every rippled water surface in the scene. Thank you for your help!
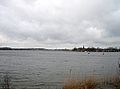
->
[0,50,120,89]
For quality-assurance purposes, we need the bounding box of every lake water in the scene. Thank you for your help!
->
[0,50,120,89]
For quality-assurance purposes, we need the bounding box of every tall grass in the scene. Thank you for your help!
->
[110,76,120,89]
[62,58,120,89]
[63,77,97,89]
[63,76,120,89]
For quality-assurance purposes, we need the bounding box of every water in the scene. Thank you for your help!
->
[0,50,120,89]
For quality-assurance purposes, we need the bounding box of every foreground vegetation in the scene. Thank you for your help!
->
[0,74,120,89]
[62,74,120,89]
[63,77,97,89]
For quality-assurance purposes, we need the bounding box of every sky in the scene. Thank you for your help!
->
[0,0,120,48]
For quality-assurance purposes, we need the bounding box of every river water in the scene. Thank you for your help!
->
[0,50,120,89]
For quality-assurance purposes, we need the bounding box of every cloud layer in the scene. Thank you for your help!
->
[0,0,120,48]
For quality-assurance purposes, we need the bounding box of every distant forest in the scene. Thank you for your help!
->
[72,46,120,52]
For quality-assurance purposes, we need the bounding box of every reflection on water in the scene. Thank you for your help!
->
[0,50,120,89]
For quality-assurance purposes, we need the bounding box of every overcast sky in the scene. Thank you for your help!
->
[0,0,120,48]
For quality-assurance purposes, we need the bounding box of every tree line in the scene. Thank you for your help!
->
[72,47,120,52]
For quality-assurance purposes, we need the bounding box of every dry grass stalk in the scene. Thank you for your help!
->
[111,75,120,89]
[63,77,97,89]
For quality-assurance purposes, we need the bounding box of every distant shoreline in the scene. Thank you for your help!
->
[0,47,120,52]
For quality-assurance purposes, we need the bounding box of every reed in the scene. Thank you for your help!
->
[63,77,97,89]
[110,75,120,89]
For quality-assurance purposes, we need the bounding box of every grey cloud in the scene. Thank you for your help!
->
[0,0,120,48]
